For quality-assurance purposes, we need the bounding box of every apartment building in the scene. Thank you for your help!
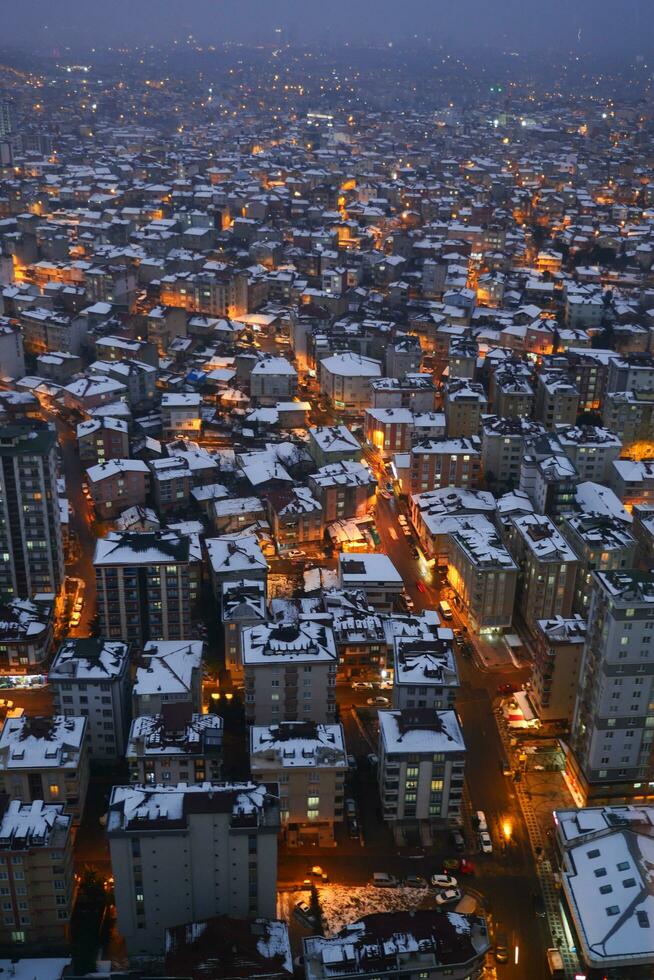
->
[49,639,131,760]
[531,616,586,725]
[160,393,202,440]
[165,915,292,980]
[602,390,654,449]
[364,407,415,457]
[328,591,389,680]
[309,460,377,522]
[562,515,636,615]
[481,416,546,492]
[337,553,403,612]
[249,356,298,404]
[392,632,459,711]
[108,781,279,956]
[250,721,347,845]
[76,417,129,466]
[243,621,337,725]
[555,424,622,483]
[534,370,579,430]
[158,268,248,318]
[0,423,64,601]
[132,639,203,716]
[127,704,222,785]
[221,579,267,679]
[378,708,465,838]
[393,438,481,497]
[0,596,53,672]
[63,374,128,413]
[570,570,654,802]
[448,335,478,380]
[609,459,654,509]
[369,374,436,412]
[308,425,361,468]
[508,513,578,634]
[444,378,487,438]
[0,798,74,948]
[86,459,150,521]
[409,486,495,564]
[94,529,200,646]
[447,516,518,633]
[264,486,323,552]
[0,716,89,824]
[206,533,268,598]
[489,365,534,420]
[303,910,490,980]
[319,352,382,415]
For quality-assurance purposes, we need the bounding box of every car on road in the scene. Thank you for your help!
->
[443,857,475,874]
[372,873,398,887]
[367,753,379,767]
[450,830,466,852]
[430,874,458,889]
[402,526,412,538]
[294,902,317,925]
[435,888,461,906]
[311,866,328,881]
[73,598,84,613]
[352,681,373,691]
[494,930,509,963]
[532,892,546,917]
[497,682,517,695]
[415,579,426,593]
[347,754,357,770]
[397,514,408,526]
[404,875,428,889]
[286,549,307,560]
[366,696,390,707]
[411,546,420,559]
[438,599,453,620]
[379,489,391,500]
[345,799,357,817]
[348,818,360,839]
[479,831,493,853]
[69,612,81,627]
[453,628,463,642]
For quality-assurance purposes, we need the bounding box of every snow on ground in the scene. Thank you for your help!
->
[316,884,436,937]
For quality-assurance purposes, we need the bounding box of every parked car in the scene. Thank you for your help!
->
[348,818,360,839]
[494,930,509,963]
[415,579,426,593]
[430,874,458,889]
[345,799,357,817]
[367,753,379,767]
[451,830,466,852]
[473,810,488,832]
[532,892,546,917]
[69,612,81,627]
[352,681,373,691]
[435,888,461,906]
[411,547,420,559]
[372,873,398,887]
[347,754,357,770]
[367,696,390,707]
[294,902,317,925]
[398,515,408,526]
[404,875,428,889]
[286,549,307,560]
[479,831,493,853]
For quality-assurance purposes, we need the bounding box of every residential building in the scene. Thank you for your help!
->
[447,516,518,633]
[250,721,347,845]
[369,374,436,413]
[0,716,89,824]
[609,459,654,509]
[0,798,74,948]
[378,708,465,837]
[337,554,403,612]
[534,371,579,430]
[132,639,203,716]
[108,781,279,956]
[392,632,459,711]
[554,805,654,978]
[86,459,150,521]
[448,336,478,380]
[319,352,382,415]
[94,529,201,645]
[309,461,376,522]
[308,425,361,468]
[508,513,578,634]
[602,390,654,449]
[489,365,534,420]
[243,621,337,725]
[161,393,202,441]
[76,417,129,466]
[250,356,298,404]
[444,378,487,438]
[555,424,622,483]
[562,515,636,615]
[212,496,266,535]
[264,486,323,552]
[63,374,128,413]
[165,915,292,980]
[0,596,53,672]
[0,323,25,380]
[206,534,268,598]
[303,910,490,980]
[127,704,222,785]
[531,616,587,725]
[0,423,64,601]
[409,487,495,565]
[481,416,546,492]
[393,438,481,497]
[364,407,415,458]
[49,639,132,760]
[221,579,267,679]
[570,571,654,802]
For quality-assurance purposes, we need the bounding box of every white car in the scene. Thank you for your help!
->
[352,681,373,691]
[430,874,458,889]
[286,549,307,560]
[479,831,493,853]
[367,696,390,707]
[435,887,461,906]
[398,515,408,526]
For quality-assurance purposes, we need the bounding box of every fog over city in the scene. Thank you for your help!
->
[2,0,653,53]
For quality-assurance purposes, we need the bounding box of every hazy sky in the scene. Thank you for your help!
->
[2,0,652,53]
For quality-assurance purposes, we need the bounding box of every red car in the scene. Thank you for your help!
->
[415,579,426,593]
[497,683,517,695]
